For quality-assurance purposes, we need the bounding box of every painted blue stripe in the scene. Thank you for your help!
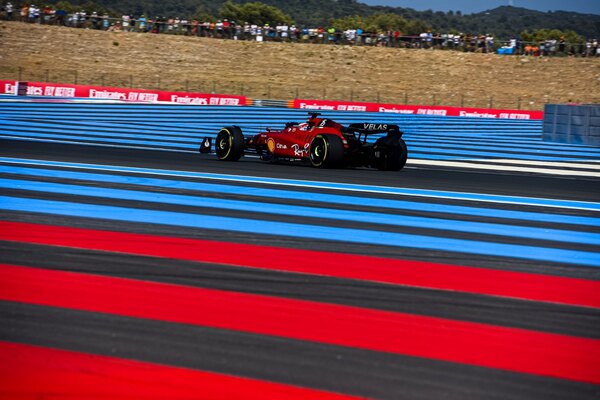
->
[1,164,599,227]
[0,115,537,131]
[0,121,541,136]
[1,120,201,142]
[1,157,598,211]
[0,195,598,267]
[3,178,598,245]
[0,136,195,153]
[0,131,196,149]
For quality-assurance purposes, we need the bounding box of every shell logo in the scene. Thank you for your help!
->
[267,138,276,153]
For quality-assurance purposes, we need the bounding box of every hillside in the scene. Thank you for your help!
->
[0,21,599,110]
[455,6,600,40]
[39,0,600,39]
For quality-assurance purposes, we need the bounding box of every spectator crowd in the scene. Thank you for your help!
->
[1,1,599,57]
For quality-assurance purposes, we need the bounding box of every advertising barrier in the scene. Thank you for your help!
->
[0,80,543,119]
[293,99,544,120]
[0,80,246,106]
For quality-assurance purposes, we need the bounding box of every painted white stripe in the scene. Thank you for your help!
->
[465,159,600,170]
[407,159,600,178]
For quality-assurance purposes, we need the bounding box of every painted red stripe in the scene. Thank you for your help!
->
[1,221,599,308]
[0,264,599,384]
[0,341,361,400]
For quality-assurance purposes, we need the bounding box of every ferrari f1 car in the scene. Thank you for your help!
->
[199,112,408,170]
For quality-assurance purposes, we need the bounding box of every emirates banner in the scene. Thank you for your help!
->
[0,80,543,119]
[0,80,246,106]
[293,99,543,120]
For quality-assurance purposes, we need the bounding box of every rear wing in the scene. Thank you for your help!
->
[345,123,403,136]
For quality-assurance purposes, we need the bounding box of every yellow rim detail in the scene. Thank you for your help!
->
[312,135,327,167]
[218,128,232,160]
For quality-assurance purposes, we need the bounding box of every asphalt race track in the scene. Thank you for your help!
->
[0,100,599,399]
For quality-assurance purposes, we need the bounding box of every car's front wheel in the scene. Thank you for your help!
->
[215,126,244,161]
[309,134,344,168]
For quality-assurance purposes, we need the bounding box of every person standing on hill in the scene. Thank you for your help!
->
[223,19,230,39]
[122,14,130,31]
[4,2,13,20]
[20,3,27,22]
[101,13,109,30]
[216,19,223,38]
[356,27,363,45]
[280,23,288,41]
[28,4,38,23]
[129,15,136,32]
[90,11,99,29]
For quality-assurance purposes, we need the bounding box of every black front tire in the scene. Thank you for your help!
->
[215,126,244,161]
[309,134,344,168]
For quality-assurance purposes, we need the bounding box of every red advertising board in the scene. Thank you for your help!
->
[293,99,543,120]
[0,80,543,119]
[0,80,246,106]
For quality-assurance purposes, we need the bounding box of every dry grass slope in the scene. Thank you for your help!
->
[1,21,599,110]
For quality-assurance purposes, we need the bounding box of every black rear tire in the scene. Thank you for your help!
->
[374,137,408,171]
[309,134,344,168]
[215,126,244,161]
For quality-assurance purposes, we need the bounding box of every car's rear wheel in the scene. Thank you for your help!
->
[215,126,244,161]
[309,134,344,168]
[373,137,408,171]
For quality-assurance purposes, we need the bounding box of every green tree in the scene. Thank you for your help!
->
[406,20,431,35]
[219,1,294,25]
[54,0,115,16]
[330,15,367,31]
[366,13,409,32]
[55,1,76,13]
[520,29,583,44]
[330,13,418,33]
[80,1,115,15]
[192,5,214,22]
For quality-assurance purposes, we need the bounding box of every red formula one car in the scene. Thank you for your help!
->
[200,112,408,170]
